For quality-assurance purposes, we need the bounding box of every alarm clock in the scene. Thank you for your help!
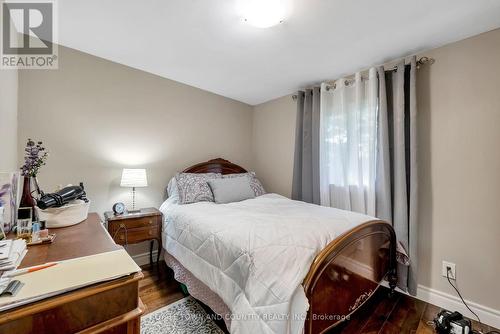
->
[112,202,126,215]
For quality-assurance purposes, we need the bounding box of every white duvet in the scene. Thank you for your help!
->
[160,193,375,334]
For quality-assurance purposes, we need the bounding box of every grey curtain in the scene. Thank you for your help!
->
[376,56,418,294]
[292,87,321,204]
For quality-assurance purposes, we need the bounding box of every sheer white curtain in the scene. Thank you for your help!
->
[319,68,378,215]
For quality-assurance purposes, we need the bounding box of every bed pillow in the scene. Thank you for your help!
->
[207,176,256,204]
[223,172,266,196]
[166,177,180,203]
[175,172,222,204]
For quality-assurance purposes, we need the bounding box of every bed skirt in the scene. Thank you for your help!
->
[164,251,232,330]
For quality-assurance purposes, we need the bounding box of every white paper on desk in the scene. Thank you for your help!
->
[0,240,12,260]
[0,249,141,311]
[0,240,27,271]
[0,277,11,292]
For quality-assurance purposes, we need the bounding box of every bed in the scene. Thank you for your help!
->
[160,158,397,334]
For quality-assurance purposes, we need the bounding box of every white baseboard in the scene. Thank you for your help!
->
[416,285,500,329]
[132,250,160,267]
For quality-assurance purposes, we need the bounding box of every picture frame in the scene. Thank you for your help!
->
[17,207,33,239]
[0,218,5,240]
[0,172,20,234]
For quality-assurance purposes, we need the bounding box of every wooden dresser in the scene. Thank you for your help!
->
[0,213,144,334]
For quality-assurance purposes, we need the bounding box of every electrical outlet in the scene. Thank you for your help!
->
[442,261,456,280]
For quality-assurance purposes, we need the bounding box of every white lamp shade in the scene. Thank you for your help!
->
[120,169,148,188]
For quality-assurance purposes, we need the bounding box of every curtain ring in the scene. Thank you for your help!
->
[325,84,336,91]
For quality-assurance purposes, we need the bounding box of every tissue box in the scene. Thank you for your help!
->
[36,200,90,228]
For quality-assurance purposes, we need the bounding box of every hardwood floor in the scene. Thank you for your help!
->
[139,261,184,314]
[139,262,498,334]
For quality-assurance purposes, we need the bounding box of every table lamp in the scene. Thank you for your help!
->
[120,168,148,213]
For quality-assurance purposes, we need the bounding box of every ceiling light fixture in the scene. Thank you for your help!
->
[238,0,286,28]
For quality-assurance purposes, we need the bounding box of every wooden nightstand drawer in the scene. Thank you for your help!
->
[113,216,160,229]
[113,225,160,245]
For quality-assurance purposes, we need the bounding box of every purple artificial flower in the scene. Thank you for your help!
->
[20,138,49,177]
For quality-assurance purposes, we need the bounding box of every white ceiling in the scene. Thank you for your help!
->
[57,0,500,105]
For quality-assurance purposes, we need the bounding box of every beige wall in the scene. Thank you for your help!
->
[252,94,296,197]
[416,28,500,311]
[252,28,500,312]
[18,45,253,254]
[0,69,18,172]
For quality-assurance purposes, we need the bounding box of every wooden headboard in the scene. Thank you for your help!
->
[183,158,247,175]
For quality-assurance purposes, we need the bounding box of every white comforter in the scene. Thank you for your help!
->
[161,194,375,334]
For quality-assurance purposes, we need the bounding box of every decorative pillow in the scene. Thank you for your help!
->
[223,172,266,196]
[175,172,222,204]
[207,177,256,204]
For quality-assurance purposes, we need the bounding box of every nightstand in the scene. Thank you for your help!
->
[104,207,162,266]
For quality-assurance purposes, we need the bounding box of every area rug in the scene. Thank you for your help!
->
[141,296,225,334]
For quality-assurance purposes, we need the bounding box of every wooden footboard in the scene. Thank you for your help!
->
[302,220,397,334]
